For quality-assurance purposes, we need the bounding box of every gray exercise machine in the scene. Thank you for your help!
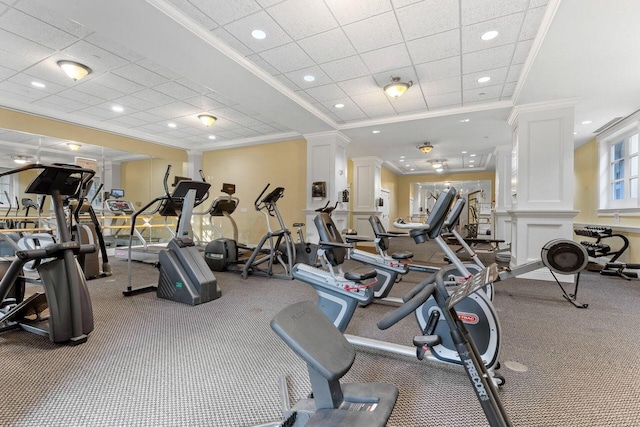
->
[123,166,221,306]
[257,300,398,427]
[0,163,96,345]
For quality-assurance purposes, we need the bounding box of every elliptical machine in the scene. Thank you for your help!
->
[123,166,221,306]
[0,163,96,345]
[205,183,295,280]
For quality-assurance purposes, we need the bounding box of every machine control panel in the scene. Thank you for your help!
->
[106,199,135,214]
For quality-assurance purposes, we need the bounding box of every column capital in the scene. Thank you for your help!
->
[508,97,581,126]
[303,130,350,146]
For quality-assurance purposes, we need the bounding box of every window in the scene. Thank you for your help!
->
[598,113,640,213]
[0,170,14,208]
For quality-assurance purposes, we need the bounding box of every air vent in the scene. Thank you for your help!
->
[593,117,624,134]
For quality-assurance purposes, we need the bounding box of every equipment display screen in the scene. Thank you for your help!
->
[110,188,124,198]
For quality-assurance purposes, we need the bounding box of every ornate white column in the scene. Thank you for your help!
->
[351,156,383,239]
[493,145,512,245]
[508,100,579,280]
[303,131,350,243]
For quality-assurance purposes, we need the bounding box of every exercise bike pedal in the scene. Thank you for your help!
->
[413,335,440,360]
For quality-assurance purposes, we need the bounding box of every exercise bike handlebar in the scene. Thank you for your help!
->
[377,283,436,330]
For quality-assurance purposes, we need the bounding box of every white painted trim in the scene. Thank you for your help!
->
[508,97,581,126]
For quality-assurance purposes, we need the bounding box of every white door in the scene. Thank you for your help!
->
[380,189,390,230]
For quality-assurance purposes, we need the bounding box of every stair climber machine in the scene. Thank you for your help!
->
[0,163,96,345]
[68,179,112,280]
[204,183,295,280]
[123,166,221,306]
[293,187,507,388]
[201,182,241,242]
[103,189,138,247]
[291,189,511,426]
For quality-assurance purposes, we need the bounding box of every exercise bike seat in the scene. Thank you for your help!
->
[344,267,377,282]
[271,301,398,427]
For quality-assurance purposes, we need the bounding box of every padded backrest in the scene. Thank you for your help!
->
[271,300,355,381]
[314,213,346,266]
[208,197,238,216]
[424,187,457,239]
[369,215,389,252]
[444,197,465,230]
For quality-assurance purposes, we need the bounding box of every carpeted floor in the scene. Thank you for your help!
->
[1,238,639,426]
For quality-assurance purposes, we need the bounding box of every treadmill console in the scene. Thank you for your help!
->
[106,199,135,214]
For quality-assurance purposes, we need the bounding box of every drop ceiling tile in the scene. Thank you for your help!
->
[298,29,356,64]
[128,89,175,106]
[258,43,315,74]
[319,97,358,111]
[135,58,183,81]
[110,95,152,112]
[303,84,347,102]
[0,9,78,50]
[325,0,391,25]
[62,40,129,73]
[186,0,261,26]
[372,66,417,87]
[502,82,516,98]
[108,115,148,128]
[426,91,461,109]
[266,0,338,40]
[406,29,459,64]
[320,55,370,81]
[461,13,524,54]
[512,40,533,64]
[392,94,427,113]
[92,73,146,95]
[7,72,66,95]
[255,0,282,7]
[293,90,318,104]
[284,66,332,89]
[415,57,461,81]
[463,67,507,92]
[352,91,389,108]
[250,124,278,133]
[342,12,403,53]
[184,95,225,111]
[0,64,16,80]
[247,54,281,76]
[520,7,546,40]
[462,84,502,103]
[71,81,125,101]
[506,64,523,83]
[214,130,241,139]
[530,0,548,7]
[153,81,200,100]
[460,0,528,26]
[232,104,260,117]
[147,101,201,119]
[174,78,211,95]
[391,0,422,7]
[462,44,514,74]
[167,0,219,29]
[337,76,380,96]
[396,0,459,41]
[112,63,168,88]
[273,74,301,91]
[0,80,48,101]
[421,76,460,96]
[333,107,367,121]
[361,43,412,74]
[160,129,193,139]
[223,11,293,53]
[72,109,111,122]
[38,94,91,111]
[13,0,92,38]
[0,29,54,70]
[233,128,260,137]
[84,33,145,63]
[360,103,397,117]
[127,111,165,124]
[58,88,107,106]
[133,123,170,134]
[75,105,119,121]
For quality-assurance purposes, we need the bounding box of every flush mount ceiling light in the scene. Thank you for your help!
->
[57,60,92,81]
[12,155,32,164]
[477,76,491,83]
[481,30,499,41]
[417,142,433,153]
[66,142,81,151]
[251,29,266,40]
[384,76,413,99]
[303,75,315,82]
[198,114,217,127]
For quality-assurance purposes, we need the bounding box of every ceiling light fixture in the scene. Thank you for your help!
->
[334,103,345,109]
[66,142,81,151]
[198,114,217,127]
[436,167,444,173]
[372,130,381,134]
[581,120,592,124]
[431,161,443,169]
[208,135,216,140]
[12,155,32,164]
[417,142,433,153]
[481,30,499,41]
[112,105,124,113]
[459,118,470,123]
[384,76,413,99]
[57,60,92,81]
[31,81,46,88]
[168,122,177,128]
[251,29,266,40]
[303,75,315,82]
[478,76,491,83]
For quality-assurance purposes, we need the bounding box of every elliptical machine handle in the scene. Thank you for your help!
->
[163,164,172,198]
[254,183,270,211]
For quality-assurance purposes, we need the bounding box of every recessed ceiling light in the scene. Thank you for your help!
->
[410,168,415,171]
[469,165,475,168]
[436,167,443,172]
[334,103,345,109]
[372,130,381,134]
[461,151,468,154]
[573,131,578,135]
[208,135,216,140]
[581,120,592,125]
[459,118,470,123]
[470,154,476,157]
[400,156,405,158]
[251,29,266,40]
[478,76,491,83]
[481,30,499,41]
[168,123,177,128]
[303,75,315,82]
[111,105,124,112]
[469,160,475,163]
[31,81,46,88]
[399,159,405,162]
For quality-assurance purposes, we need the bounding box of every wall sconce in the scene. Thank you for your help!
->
[57,60,92,81]
[67,142,81,151]
[417,142,433,153]
[384,76,413,99]
[12,155,32,164]
[198,114,217,127]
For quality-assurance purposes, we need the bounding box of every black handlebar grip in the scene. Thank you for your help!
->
[402,274,437,303]
[163,165,172,197]
[377,284,436,330]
